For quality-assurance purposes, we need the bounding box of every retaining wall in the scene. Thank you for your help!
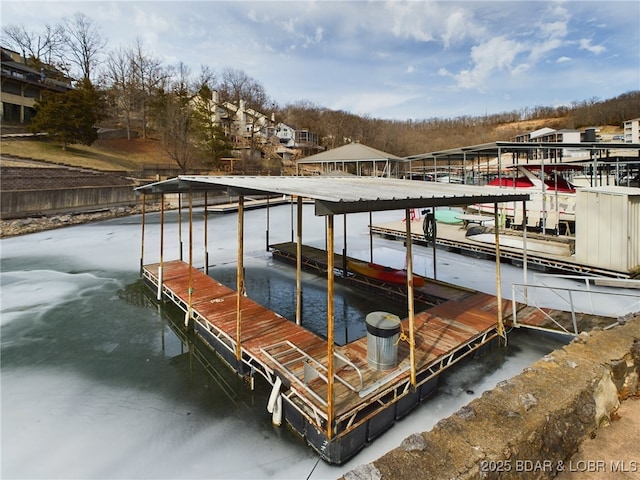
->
[343,317,640,480]
[1,186,137,219]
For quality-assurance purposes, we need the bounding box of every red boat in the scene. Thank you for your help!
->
[347,259,425,287]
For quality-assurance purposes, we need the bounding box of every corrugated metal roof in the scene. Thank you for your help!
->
[136,175,530,215]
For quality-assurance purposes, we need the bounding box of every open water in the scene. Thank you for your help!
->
[1,204,634,479]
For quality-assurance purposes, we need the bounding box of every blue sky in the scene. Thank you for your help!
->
[2,1,639,120]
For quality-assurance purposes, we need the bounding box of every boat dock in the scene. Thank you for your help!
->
[371,217,631,278]
[142,258,503,464]
[136,175,621,463]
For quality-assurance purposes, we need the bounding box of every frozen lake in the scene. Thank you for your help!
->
[1,204,635,479]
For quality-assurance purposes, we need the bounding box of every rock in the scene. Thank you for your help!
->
[401,433,427,452]
[520,392,538,410]
[343,463,381,480]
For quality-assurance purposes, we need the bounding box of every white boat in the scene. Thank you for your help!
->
[468,163,577,233]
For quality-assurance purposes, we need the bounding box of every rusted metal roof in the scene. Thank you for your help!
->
[135,175,530,215]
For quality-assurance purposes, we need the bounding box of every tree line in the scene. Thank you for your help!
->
[3,13,640,172]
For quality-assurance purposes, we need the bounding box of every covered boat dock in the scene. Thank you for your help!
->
[135,176,531,464]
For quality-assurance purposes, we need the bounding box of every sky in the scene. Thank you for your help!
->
[2,0,639,121]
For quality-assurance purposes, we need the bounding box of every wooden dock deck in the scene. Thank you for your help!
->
[142,259,504,463]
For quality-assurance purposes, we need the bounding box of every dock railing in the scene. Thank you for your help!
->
[511,274,640,336]
[261,340,364,408]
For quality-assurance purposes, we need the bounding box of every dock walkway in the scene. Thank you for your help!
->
[142,259,504,462]
[372,218,629,278]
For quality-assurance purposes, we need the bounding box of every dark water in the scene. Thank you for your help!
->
[209,261,407,345]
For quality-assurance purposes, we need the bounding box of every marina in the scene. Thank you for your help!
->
[134,175,635,463]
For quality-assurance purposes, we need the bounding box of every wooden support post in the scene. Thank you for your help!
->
[296,196,303,326]
[187,191,194,327]
[265,195,270,252]
[342,214,347,277]
[158,193,165,301]
[236,195,245,365]
[140,192,146,276]
[405,209,417,389]
[326,215,335,440]
[522,200,528,298]
[493,203,505,340]
[369,210,373,264]
[204,191,209,275]
[178,192,183,260]
[290,197,294,243]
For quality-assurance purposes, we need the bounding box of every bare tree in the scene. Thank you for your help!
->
[104,47,138,139]
[131,38,168,139]
[152,62,201,173]
[2,23,66,68]
[62,12,107,81]
[218,68,269,111]
[161,94,196,173]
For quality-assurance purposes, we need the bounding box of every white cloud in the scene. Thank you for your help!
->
[132,6,171,32]
[454,36,526,90]
[556,56,571,63]
[579,38,606,54]
[302,26,323,48]
[384,1,435,42]
[441,8,483,48]
[329,91,418,117]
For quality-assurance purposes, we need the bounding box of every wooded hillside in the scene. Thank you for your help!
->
[276,90,640,157]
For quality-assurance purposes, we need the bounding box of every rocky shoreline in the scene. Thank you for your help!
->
[0,204,153,238]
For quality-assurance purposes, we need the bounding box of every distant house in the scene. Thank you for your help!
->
[274,122,320,149]
[1,47,73,125]
[624,118,640,143]
[512,126,597,160]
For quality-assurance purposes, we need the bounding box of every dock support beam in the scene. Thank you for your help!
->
[522,200,528,298]
[326,214,335,440]
[265,196,270,252]
[296,196,303,326]
[493,203,505,340]
[369,211,373,264]
[236,195,245,366]
[204,192,209,275]
[405,209,417,389]
[186,191,194,327]
[157,193,165,301]
[178,193,183,260]
[140,192,146,276]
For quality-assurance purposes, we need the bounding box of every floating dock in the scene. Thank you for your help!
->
[136,175,612,463]
[142,258,504,463]
[371,217,631,278]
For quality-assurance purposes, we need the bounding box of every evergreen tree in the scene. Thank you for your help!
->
[192,85,234,169]
[30,78,103,149]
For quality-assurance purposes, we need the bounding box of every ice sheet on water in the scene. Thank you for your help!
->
[0,269,122,327]
[1,368,317,479]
